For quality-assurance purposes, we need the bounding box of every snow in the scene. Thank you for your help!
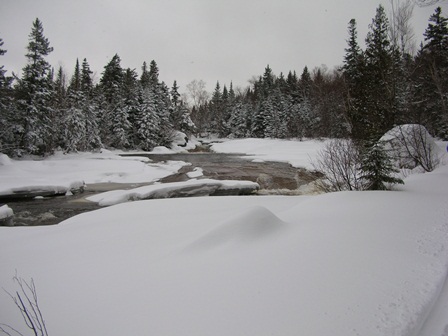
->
[380,124,445,170]
[210,137,328,169]
[0,204,13,220]
[87,179,259,206]
[187,167,203,178]
[0,138,448,336]
[0,151,188,197]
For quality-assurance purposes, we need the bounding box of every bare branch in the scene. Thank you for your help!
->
[1,275,48,336]
[415,0,447,7]
[0,323,26,336]
[312,139,363,192]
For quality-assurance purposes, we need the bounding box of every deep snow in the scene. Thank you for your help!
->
[0,138,448,336]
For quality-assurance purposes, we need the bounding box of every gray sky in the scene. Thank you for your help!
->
[0,0,446,92]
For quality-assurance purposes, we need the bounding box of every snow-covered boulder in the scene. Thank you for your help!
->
[0,204,14,226]
[0,153,12,166]
[380,124,443,171]
[171,131,189,147]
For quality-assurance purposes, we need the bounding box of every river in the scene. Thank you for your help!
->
[4,152,321,226]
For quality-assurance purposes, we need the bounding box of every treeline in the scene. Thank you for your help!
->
[0,5,447,157]
[0,19,193,156]
[191,5,448,143]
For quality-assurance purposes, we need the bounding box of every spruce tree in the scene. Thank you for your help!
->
[363,5,403,141]
[170,80,194,134]
[0,37,7,88]
[0,37,14,153]
[64,60,86,152]
[99,54,131,148]
[81,58,93,94]
[359,141,404,190]
[17,18,55,155]
[80,58,102,150]
[413,7,448,138]
[140,61,150,89]
[343,19,369,141]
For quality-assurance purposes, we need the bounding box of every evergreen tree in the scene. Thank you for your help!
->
[359,141,404,190]
[0,37,15,153]
[155,81,173,146]
[81,58,93,94]
[140,61,150,89]
[170,80,194,134]
[98,54,132,148]
[0,37,8,88]
[362,5,403,141]
[343,19,368,141]
[135,85,159,151]
[80,58,102,150]
[16,18,55,155]
[229,101,249,138]
[64,61,86,152]
[209,81,223,134]
[413,7,448,138]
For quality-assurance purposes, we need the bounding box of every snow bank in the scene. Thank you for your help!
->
[0,151,188,197]
[211,138,327,169]
[87,178,259,206]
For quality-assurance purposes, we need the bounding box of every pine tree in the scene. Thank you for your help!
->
[0,37,7,88]
[99,54,131,148]
[16,18,55,155]
[80,58,101,150]
[81,58,93,94]
[0,37,15,153]
[413,7,448,138]
[135,85,159,151]
[229,101,249,138]
[363,5,403,141]
[359,141,404,190]
[169,80,194,134]
[343,19,368,141]
[140,61,150,89]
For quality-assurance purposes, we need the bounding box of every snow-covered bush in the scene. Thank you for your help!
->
[312,138,363,192]
[380,124,443,172]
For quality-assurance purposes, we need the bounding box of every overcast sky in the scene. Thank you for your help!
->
[0,0,446,92]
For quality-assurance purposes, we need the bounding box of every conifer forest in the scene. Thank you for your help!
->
[0,5,447,157]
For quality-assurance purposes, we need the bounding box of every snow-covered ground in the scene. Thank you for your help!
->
[211,137,328,169]
[1,138,448,336]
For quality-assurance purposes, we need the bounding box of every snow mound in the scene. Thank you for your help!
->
[380,124,444,170]
[0,204,13,220]
[0,153,12,166]
[187,206,286,251]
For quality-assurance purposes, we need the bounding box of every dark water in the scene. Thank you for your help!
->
[123,152,319,190]
[3,152,320,227]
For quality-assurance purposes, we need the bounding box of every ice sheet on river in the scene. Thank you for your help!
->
[87,179,260,206]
